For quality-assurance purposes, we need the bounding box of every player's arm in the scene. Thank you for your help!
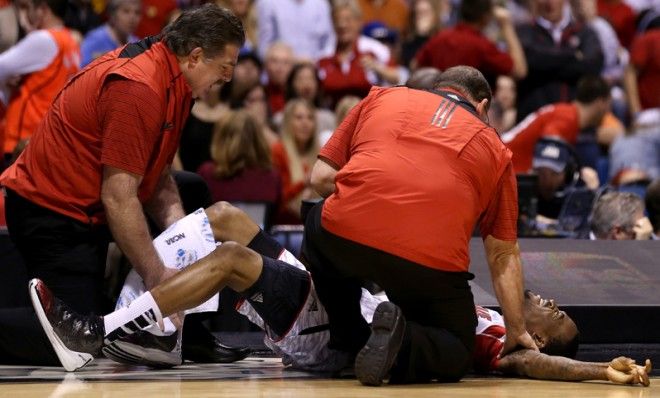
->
[143,166,186,231]
[497,349,651,386]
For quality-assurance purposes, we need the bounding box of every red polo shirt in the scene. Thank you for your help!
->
[0,40,192,225]
[320,86,517,272]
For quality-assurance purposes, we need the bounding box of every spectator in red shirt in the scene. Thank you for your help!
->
[597,0,637,48]
[262,41,294,114]
[0,4,244,366]
[271,98,320,224]
[627,26,660,113]
[502,75,611,174]
[303,66,537,386]
[414,0,527,84]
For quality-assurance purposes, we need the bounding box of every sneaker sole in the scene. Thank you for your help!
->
[355,302,405,386]
[29,279,94,372]
[103,340,182,368]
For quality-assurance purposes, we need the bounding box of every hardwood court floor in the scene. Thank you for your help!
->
[0,358,657,398]
[1,378,659,398]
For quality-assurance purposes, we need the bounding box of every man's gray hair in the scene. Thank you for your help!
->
[590,191,644,239]
[162,4,245,58]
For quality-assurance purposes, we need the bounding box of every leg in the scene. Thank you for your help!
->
[301,202,370,354]
[151,242,262,315]
[1,189,109,366]
[30,242,311,370]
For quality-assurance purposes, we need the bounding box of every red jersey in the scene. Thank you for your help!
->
[320,87,518,272]
[630,30,660,110]
[415,23,514,77]
[0,39,192,225]
[501,103,579,174]
[3,28,79,154]
[474,306,506,372]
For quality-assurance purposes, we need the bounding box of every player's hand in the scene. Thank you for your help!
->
[500,330,538,357]
[606,357,652,386]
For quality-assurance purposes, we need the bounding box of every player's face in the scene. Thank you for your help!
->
[184,44,240,99]
[523,290,578,347]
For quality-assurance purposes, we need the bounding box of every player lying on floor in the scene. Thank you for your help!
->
[28,202,651,386]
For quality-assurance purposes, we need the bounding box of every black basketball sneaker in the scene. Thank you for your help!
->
[29,278,104,371]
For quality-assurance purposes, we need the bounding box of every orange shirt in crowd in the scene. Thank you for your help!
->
[3,28,79,154]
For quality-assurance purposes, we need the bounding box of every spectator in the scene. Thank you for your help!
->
[0,0,18,53]
[645,178,660,237]
[80,0,142,67]
[271,98,319,224]
[317,0,395,107]
[233,50,262,89]
[217,0,258,53]
[405,66,442,89]
[319,94,361,145]
[134,0,178,38]
[64,0,102,36]
[262,41,294,114]
[178,83,228,172]
[197,110,280,221]
[0,0,80,160]
[414,0,527,84]
[400,0,445,69]
[502,75,611,174]
[489,75,518,133]
[361,21,409,85]
[515,0,604,121]
[274,62,335,135]
[589,191,654,239]
[232,82,279,146]
[597,0,636,48]
[256,0,335,62]
[530,137,597,225]
[608,108,660,190]
[626,23,660,114]
[357,0,410,35]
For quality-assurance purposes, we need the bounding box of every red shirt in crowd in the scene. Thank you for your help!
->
[320,86,517,272]
[501,103,579,174]
[630,29,660,110]
[597,0,636,48]
[0,40,192,225]
[415,23,514,78]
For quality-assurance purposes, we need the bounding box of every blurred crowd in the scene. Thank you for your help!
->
[0,0,659,240]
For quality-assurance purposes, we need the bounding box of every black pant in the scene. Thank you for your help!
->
[302,202,477,383]
[0,188,112,365]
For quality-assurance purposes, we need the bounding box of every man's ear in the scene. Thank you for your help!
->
[532,332,546,349]
[187,47,204,69]
[476,98,489,122]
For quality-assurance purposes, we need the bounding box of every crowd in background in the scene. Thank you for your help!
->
[0,0,659,239]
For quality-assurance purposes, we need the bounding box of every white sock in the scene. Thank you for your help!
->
[103,292,164,343]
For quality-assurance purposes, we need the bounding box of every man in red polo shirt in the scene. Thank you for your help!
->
[414,0,527,83]
[302,66,537,386]
[0,4,244,366]
[501,75,611,174]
